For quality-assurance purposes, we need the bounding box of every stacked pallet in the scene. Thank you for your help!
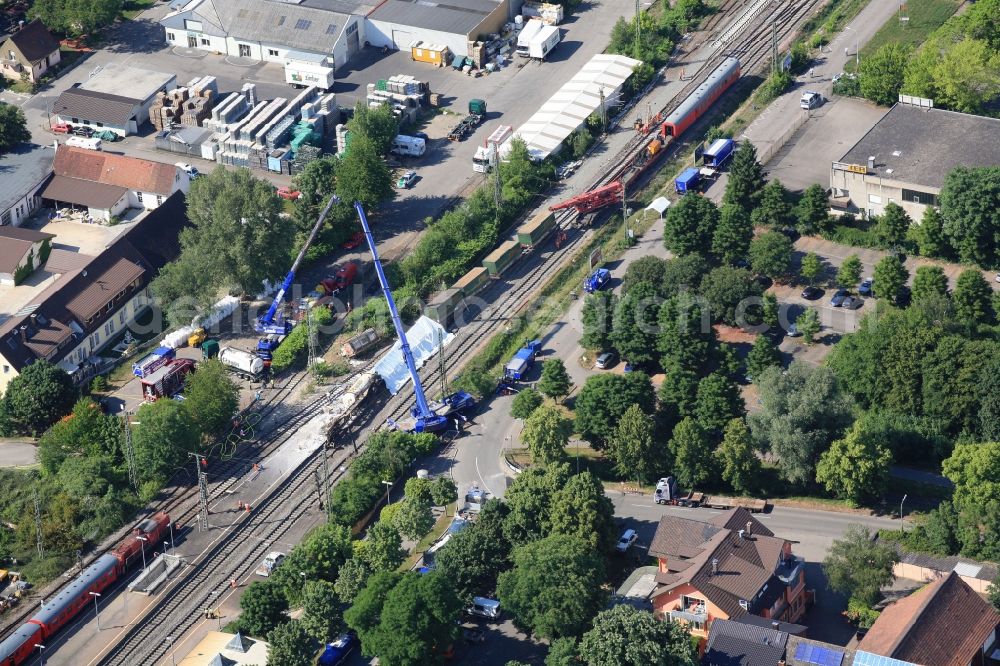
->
[466,41,487,69]
[149,78,217,130]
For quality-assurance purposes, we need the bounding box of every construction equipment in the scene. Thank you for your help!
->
[255,194,341,335]
[549,181,623,215]
[353,202,448,433]
[504,340,542,381]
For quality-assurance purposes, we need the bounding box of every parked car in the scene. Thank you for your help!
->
[842,295,863,310]
[830,289,849,307]
[255,551,285,577]
[595,350,618,369]
[779,226,800,241]
[800,91,824,109]
[858,278,873,296]
[616,528,638,553]
[52,122,71,134]
[787,322,801,337]
[466,597,501,619]
[801,286,823,300]
[276,186,302,200]
[396,170,417,189]
[71,125,94,137]
[175,162,200,178]
[318,632,357,666]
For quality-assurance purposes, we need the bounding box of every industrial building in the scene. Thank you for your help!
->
[0,142,55,228]
[366,0,511,57]
[830,101,1000,220]
[52,66,177,136]
[502,53,641,161]
[77,65,178,127]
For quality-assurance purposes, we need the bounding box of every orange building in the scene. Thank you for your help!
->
[648,508,812,641]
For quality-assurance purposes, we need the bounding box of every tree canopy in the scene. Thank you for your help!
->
[815,421,893,505]
[749,231,793,280]
[578,606,698,666]
[859,43,908,106]
[548,471,616,553]
[521,404,572,465]
[609,404,663,484]
[1,360,76,436]
[0,104,31,156]
[239,581,289,637]
[538,358,572,402]
[823,524,899,606]
[664,194,719,256]
[574,373,655,449]
[181,359,239,439]
[723,141,764,214]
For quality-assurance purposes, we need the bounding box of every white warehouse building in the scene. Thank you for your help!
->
[366,0,512,58]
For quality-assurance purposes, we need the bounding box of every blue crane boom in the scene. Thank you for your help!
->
[255,194,341,335]
[353,201,447,433]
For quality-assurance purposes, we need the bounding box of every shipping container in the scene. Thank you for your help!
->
[675,167,701,194]
[482,239,522,277]
[341,328,381,357]
[517,210,557,248]
[410,42,450,66]
[702,138,735,168]
[453,266,489,297]
[425,288,463,325]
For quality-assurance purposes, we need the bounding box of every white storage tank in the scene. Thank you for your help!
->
[218,346,265,378]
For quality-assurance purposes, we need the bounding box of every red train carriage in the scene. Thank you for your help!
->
[661,57,741,138]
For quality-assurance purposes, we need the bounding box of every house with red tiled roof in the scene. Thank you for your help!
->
[648,508,811,643]
[40,145,189,222]
[855,571,999,666]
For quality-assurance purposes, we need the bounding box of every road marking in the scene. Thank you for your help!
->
[475,456,494,497]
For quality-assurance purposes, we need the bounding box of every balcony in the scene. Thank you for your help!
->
[669,604,708,624]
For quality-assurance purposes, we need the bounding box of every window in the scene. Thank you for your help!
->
[294,18,312,30]
[268,48,279,57]
[7,49,15,61]
[868,194,882,205]
[2,365,8,373]
[1,210,10,226]
[96,122,103,127]
[104,322,114,336]
[167,32,176,41]
[119,310,126,325]
[156,196,164,206]
[238,44,251,57]
[277,15,286,26]
[326,23,338,35]
[347,23,357,34]
[902,188,937,206]
[184,19,202,31]
[201,38,210,46]
[136,192,144,204]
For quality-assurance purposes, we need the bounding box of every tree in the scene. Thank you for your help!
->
[988,580,1000,614]
[546,638,579,666]
[497,534,606,639]
[712,204,753,265]
[578,606,698,666]
[872,255,909,305]
[800,252,823,286]
[521,404,572,465]
[859,43,908,106]
[661,255,711,296]
[622,256,668,294]
[538,359,572,402]
[301,580,342,643]
[29,0,122,35]
[511,388,544,420]
[358,522,405,572]
[815,422,893,505]
[836,254,863,289]
[133,398,200,483]
[548,471,616,553]
[266,620,315,666]
[574,373,655,449]
[347,102,399,155]
[796,308,821,344]
[723,141,764,213]
[0,104,31,155]
[914,206,946,257]
[291,156,339,235]
[580,292,618,350]
[694,372,744,434]
[503,464,569,546]
[430,477,458,507]
[610,282,662,366]
[823,524,899,606]
[664,194,719,256]
[1,360,75,436]
[940,166,1000,267]
[38,398,121,474]
[334,558,370,604]
[923,38,1000,114]
[609,404,662,484]
[911,265,949,305]
[751,179,792,229]
[393,496,435,540]
[182,359,239,439]
[748,363,853,485]
[699,266,763,326]
[239,581,289,637]
[436,499,511,600]
[335,132,395,211]
[657,291,716,372]
[749,231,793,280]
[796,184,830,234]
[877,203,911,248]
[952,268,995,327]
[942,442,1000,507]
[668,418,715,489]
[343,571,401,640]
[746,335,781,380]
[716,419,760,495]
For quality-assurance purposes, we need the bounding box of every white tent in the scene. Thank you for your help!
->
[374,315,455,394]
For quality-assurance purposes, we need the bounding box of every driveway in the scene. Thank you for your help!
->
[0,440,38,467]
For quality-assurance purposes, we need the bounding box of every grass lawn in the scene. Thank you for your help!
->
[848,0,959,69]
[399,501,458,571]
[121,0,158,20]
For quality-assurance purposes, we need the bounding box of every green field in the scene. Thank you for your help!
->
[854,0,960,64]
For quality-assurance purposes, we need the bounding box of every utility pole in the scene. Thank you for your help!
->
[438,328,449,398]
[322,441,331,520]
[313,469,325,511]
[770,22,778,74]
[121,409,139,491]
[306,307,318,369]
[190,453,209,531]
[599,87,607,133]
[491,142,502,226]
[634,0,641,55]
[33,490,43,558]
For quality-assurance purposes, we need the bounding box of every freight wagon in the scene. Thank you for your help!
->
[140,358,195,401]
[453,266,489,298]
[482,239,522,278]
[425,288,464,326]
[517,210,557,249]
[132,346,176,378]
[341,328,381,357]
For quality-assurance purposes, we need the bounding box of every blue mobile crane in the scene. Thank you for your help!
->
[255,194,341,338]
[353,202,449,433]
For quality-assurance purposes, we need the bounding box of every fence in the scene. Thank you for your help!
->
[755,109,809,165]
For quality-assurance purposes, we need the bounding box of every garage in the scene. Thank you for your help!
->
[391,29,413,50]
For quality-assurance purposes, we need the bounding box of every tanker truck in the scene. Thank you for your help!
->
[218,346,266,381]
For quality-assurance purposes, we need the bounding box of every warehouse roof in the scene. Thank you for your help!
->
[369,0,502,36]
[79,65,177,103]
[507,54,642,161]
[53,88,140,128]
[0,142,55,214]
[838,103,1000,190]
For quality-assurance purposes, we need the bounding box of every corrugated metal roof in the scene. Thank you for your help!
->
[0,142,55,214]
[507,54,642,161]
[369,0,502,36]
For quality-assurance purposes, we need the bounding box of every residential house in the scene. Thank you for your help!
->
[648,508,810,641]
[0,142,56,227]
[0,192,190,393]
[855,571,1000,666]
[884,540,998,594]
[52,88,144,136]
[0,19,60,83]
[41,145,189,222]
[702,619,788,666]
[785,635,853,666]
[0,227,55,286]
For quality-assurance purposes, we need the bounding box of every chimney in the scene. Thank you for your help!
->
[867,155,875,169]
[19,325,27,343]
[711,558,718,575]
[746,521,752,537]
[738,529,745,540]
[772,621,780,630]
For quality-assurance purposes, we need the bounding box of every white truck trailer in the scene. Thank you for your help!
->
[516,19,545,57]
[390,134,426,157]
[284,54,335,91]
[472,125,513,173]
[529,25,560,60]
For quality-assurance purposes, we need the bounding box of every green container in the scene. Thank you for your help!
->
[425,288,463,324]
[453,266,488,297]
[482,239,522,277]
[517,210,556,247]
[201,339,220,359]
[469,98,487,115]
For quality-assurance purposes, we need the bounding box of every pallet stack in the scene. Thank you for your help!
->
[148,78,217,131]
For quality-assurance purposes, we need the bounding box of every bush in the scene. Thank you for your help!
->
[90,375,109,393]
[270,307,335,374]
[754,70,793,106]
[845,596,880,628]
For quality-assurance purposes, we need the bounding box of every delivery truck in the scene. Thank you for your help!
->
[284,58,335,90]
[473,125,513,173]
[516,19,544,57]
[529,25,561,60]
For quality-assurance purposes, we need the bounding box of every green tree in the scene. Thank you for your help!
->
[749,231,794,280]
[347,102,400,155]
[761,292,780,330]
[182,359,239,439]
[911,265,949,304]
[622,256,667,294]
[522,404,572,465]
[29,0,122,35]
[927,38,1000,114]
[290,156,340,236]
[358,521,405,572]
[815,422,893,505]
[549,471,616,553]
[393,496,435,540]
[1,360,75,436]
[664,194,719,256]
[301,580,343,643]
[988,580,1000,614]
[336,132,395,211]
[872,255,909,305]
[668,418,715,489]
[239,581,289,637]
[546,638,579,666]
[712,204,753,265]
[657,291,716,372]
[436,499,511,600]
[797,184,830,234]
[748,363,854,485]
[943,442,1000,507]
[723,141,764,214]
[578,605,697,666]
[511,388,544,420]
[661,255,711,296]
[699,266,763,326]
[267,620,315,666]
[877,203,911,248]
[430,476,458,507]
[0,104,31,155]
[580,292,618,350]
[538,359,572,402]
[823,524,899,606]
[574,373,655,449]
[800,252,823,286]
[746,334,781,380]
[503,464,569,546]
[37,398,120,474]
[334,558,370,604]
[836,254,864,289]
[952,268,995,327]
[343,572,401,639]
[609,404,662,484]
[497,534,607,639]
[610,282,661,366]
[796,308,821,343]
[133,398,200,483]
[716,418,760,495]
[939,166,1000,266]
[751,179,792,229]
[694,372,744,434]
[859,43,908,106]
[914,206,946,257]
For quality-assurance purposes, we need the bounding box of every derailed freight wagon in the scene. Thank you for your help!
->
[341,328,381,357]
[482,239,522,278]
[517,210,556,249]
[425,288,464,326]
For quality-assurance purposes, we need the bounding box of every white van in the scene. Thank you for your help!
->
[467,596,500,619]
[66,136,103,151]
[390,134,426,157]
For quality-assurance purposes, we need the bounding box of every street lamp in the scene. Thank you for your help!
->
[169,521,175,552]
[34,644,45,666]
[165,636,176,666]
[844,25,859,67]
[382,480,393,506]
[89,591,101,629]
[136,536,148,570]
[900,494,908,531]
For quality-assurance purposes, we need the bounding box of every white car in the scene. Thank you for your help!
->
[175,162,200,178]
[800,91,824,109]
[255,551,285,577]
[616,528,638,553]
[995,273,1000,284]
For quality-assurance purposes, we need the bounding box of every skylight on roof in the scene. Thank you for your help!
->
[326,23,337,34]
[294,18,312,30]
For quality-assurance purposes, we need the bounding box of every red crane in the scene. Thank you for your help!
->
[549,181,623,215]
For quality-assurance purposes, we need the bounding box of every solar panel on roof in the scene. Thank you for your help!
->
[852,651,920,666]
[794,642,844,666]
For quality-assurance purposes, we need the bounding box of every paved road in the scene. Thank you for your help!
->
[0,441,37,467]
